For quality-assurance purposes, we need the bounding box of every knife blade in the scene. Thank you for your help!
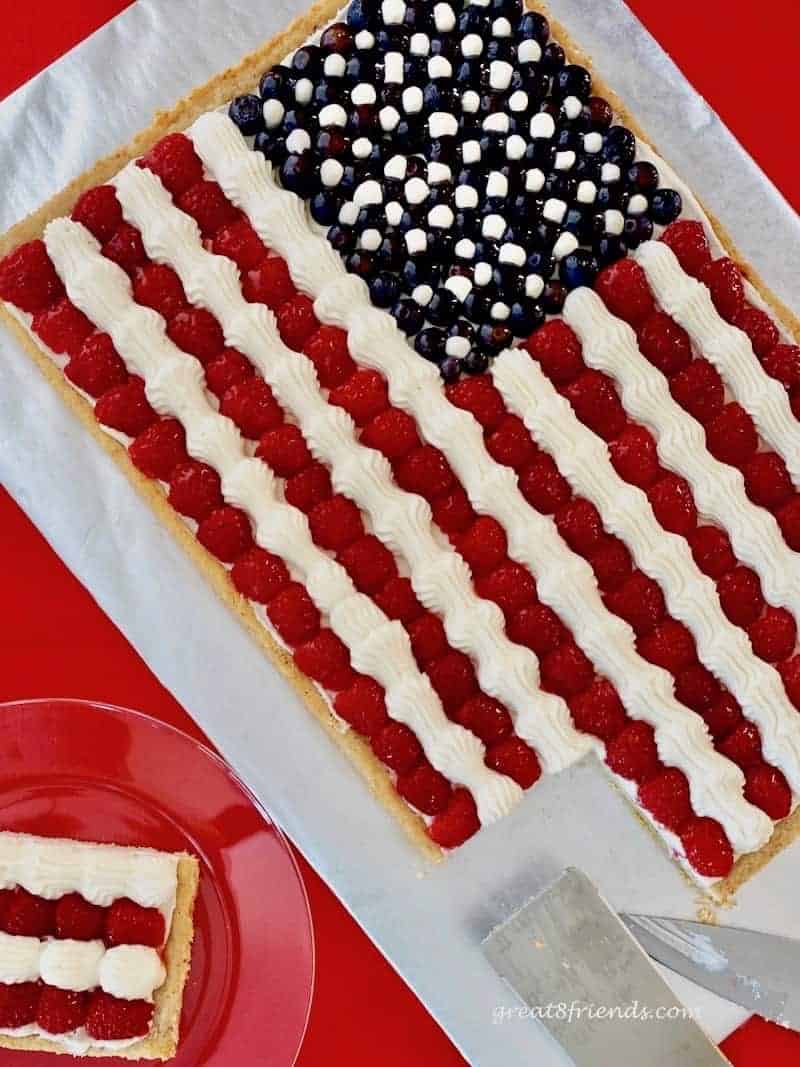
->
[621,913,800,1030]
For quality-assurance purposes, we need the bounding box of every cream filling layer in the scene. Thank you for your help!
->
[0,1024,141,1056]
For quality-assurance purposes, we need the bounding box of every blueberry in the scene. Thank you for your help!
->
[602,125,637,167]
[560,249,600,290]
[392,298,426,335]
[228,94,264,136]
[439,355,463,383]
[345,55,376,85]
[458,6,491,34]
[477,322,513,356]
[650,188,683,224]
[320,21,355,54]
[346,0,371,30]
[316,129,350,158]
[377,232,405,270]
[524,139,556,171]
[455,59,480,86]
[509,299,545,337]
[585,96,614,130]
[521,66,551,103]
[526,249,555,279]
[490,0,523,17]
[415,326,448,364]
[464,348,491,374]
[345,250,376,278]
[310,191,341,226]
[313,79,344,108]
[279,153,317,196]
[541,42,566,73]
[328,224,356,254]
[259,65,292,102]
[370,272,402,308]
[573,155,602,181]
[596,185,628,211]
[518,11,550,44]
[553,65,592,101]
[377,27,410,53]
[393,119,424,154]
[463,288,492,322]
[594,235,627,267]
[626,161,660,192]
[542,280,567,314]
[623,215,654,249]
[484,39,514,63]
[563,206,593,242]
[253,129,283,164]
[427,288,461,328]
[292,46,322,78]
[544,172,577,202]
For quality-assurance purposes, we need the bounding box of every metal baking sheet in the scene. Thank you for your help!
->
[2,2,799,1064]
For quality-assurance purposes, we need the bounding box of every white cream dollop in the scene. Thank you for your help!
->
[99,945,167,1002]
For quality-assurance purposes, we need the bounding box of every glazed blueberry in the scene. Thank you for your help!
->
[553,65,592,101]
[542,279,567,313]
[490,0,523,17]
[521,66,551,103]
[310,191,341,225]
[541,42,566,73]
[560,249,600,289]
[623,215,654,248]
[346,0,372,31]
[458,6,491,35]
[292,46,322,78]
[626,160,660,192]
[596,184,628,211]
[392,298,426,335]
[463,288,492,322]
[377,232,405,270]
[328,224,356,254]
[526,250,555,279]
[650,188,683,224]
[316,129,350,158]
[464,348,491,374]
[477,322,513,356]
[427,288,461,328]
[439,355,463,383]
[509,299,545,336]
[345,250,377,278]
[594,235,627,267]
[313,79,344,108]
[320,22,355,54]
[563,206,593,242]
[584,96,614,130]
[259,65,292,102]
[518,11,550,44]
[602,125,637,167]
[573,155,602,181]
[370,272,402,308]
[253,129,283,164]
[415,326,448,364]
[229,94,264,136]
[279,153,317,196]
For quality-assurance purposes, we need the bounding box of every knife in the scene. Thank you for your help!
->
[621,912,800,1031]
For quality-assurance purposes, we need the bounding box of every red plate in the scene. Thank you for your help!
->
[0,698,314,1066]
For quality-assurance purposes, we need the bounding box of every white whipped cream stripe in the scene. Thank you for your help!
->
[112,161,590,777]
[635,242,800,486]
[187,113,776,856]
[563,289,800,616]
[0,1024,141,1056]
[43,217,523,828]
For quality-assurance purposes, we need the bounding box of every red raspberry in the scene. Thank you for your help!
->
[95,377,157,436]
[54,892,106,941]
[638,768,693,832]
[541,640,594,697]
[702,693,743,741]
[176,180,239,237]
[748,607,797,662]
[303,325,356,388]
[429,788,480,848]
[267,583,321,645]
[71,185,123,243]
[277,294,320,349]
[231,546,290,603]
[594,258,655,327]
[525,320,584,385]
[608,424,660,489]
[197,505,253,563]
[338,534,397,594]
[204,347,253,399]
[453,694,513,745]
[660,220,712,277]
[329,369,388,426]
[408,613,448,667]
[361,408,420,460]
[674,664,721,713]
[2,887,55,936]
[102,223,147,275]
[0,982,39,1029]
[132,263,187,319]
[129,417,187,480]
[284,462,333,512]
[309,495,364,550]
[475,561,536,617]
[374,576,422,623]
[37,987,88,1035]
[647,472,697,536]
[778,656,800,709]
[334,675,389,738]
[66,333,128,397]
[106,896,166,947]
[427,651,478,711]
[518,452,571,514]
[637,311,692,378]
[242,256,297,310]
[705,403,758,467]
[507,601,567,656]
[430,487,475,535]
[394,445,455,499]
[32,297,94,356]
[555,497,603,556]
[604,571,665,635]
[294,630,355,690]
[564,370,627,441]
[717,566,765,626]
[689,525,735,579]
[778,497,800,550]
[211,219,268,271]
[485,414,536,471]
[138,133,204,196]
[732,305,779,359]
[605,720,660,782]
[718,720,762,768]
[85,991,153,1040]
[699,258,745,323]
[397,760,452,815]
[670,359,724,425]
[168,460,223,521]
[486,737,541,788]
[371,721,423,774]
[457,516,508,574]
[167,307,224,363]
[743,452,792,508]
[568,678,627,742]
[637,619,695,674]
[0,239,64,312]
[445,375,506,429]
[681,817,734,877]
[256,424,311,476]
[589,534,633,592]
[744,763,792,820]
[763,344,800,390]
[221,377,283,439]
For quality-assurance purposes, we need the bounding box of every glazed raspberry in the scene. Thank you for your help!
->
[486,737,541,788]
[242,256,297,310]
[267,583,321,645]
[702,693,743,741]
[780,656,800,710]
[132,263,187,319]
[277,294,320,350]
[743,452,792,508]
[231,546,290,603]
[197,505,253,563]
[54,893,106,941]
[699,258,745,323]
[525,320,584,385]
[429,788,480,848]
[168,460,223,521]
[518,452,571,514]
[85,991,153,1040]
[485,414,536,471]
[453,694,513,745]
[717,566,765,626]
[371,721,424,774]
[407,614,448,667]
[284,462,333,512]
[564,370,627,442]
[475,561,537,617]
[2,887,55,936]
[605,721,660,782]
[638,768,692,832]
[36,987,88,1035]
[430,487,475,535]
[636,311,692,378]
[138,133,204,196]
[568,678,627,742]
[397,760,452,815]
[294,630,355,690]
[745,763,792,820]
[637,619,695,674]
[762,344,800,390]
[329,369,388,426]
[338,534,398,594]
[659,220,712,277]
[555,497,603,556]
[674,664,721,713]
[334,675,389,737]
[394,446,455,499]
[176,180,239,237]
[777,497,800,550]
[211,219,268,271]
[705,403,758,467]
[507,601,567,656]
[221,377,284,439]
[167,307,225,363]
[309,495,364,550]
[65,333,128,397]
[361,408,420,460]
[32,297,94,356]
[129,418,188,480]
[0,982,39,1029]
[204,347,254,399]
[428,650,478,711]
[718,720,762,768]
[594,258,655,328]
[732,305,779,359]
[303,325,356,388]
[589,535,633,592]
[647,472,697,536]
[445,375,506,430]
[0,239,64,312]
[689,525,735,579]
[680,817,734,877]
[748,607,797,663]
[106,896,166,948]
[457,516,508,574]
[102,223,147,275]
[541,640,594,698]
[669,359,724,425]
[374,576,422,623]
[94,377,157,436]
[604,571,665,635]
[608,423,660,489]
[256,424,311,476]
[71,185,123,243]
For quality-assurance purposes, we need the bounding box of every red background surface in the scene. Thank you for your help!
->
[2,2,799,1063]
